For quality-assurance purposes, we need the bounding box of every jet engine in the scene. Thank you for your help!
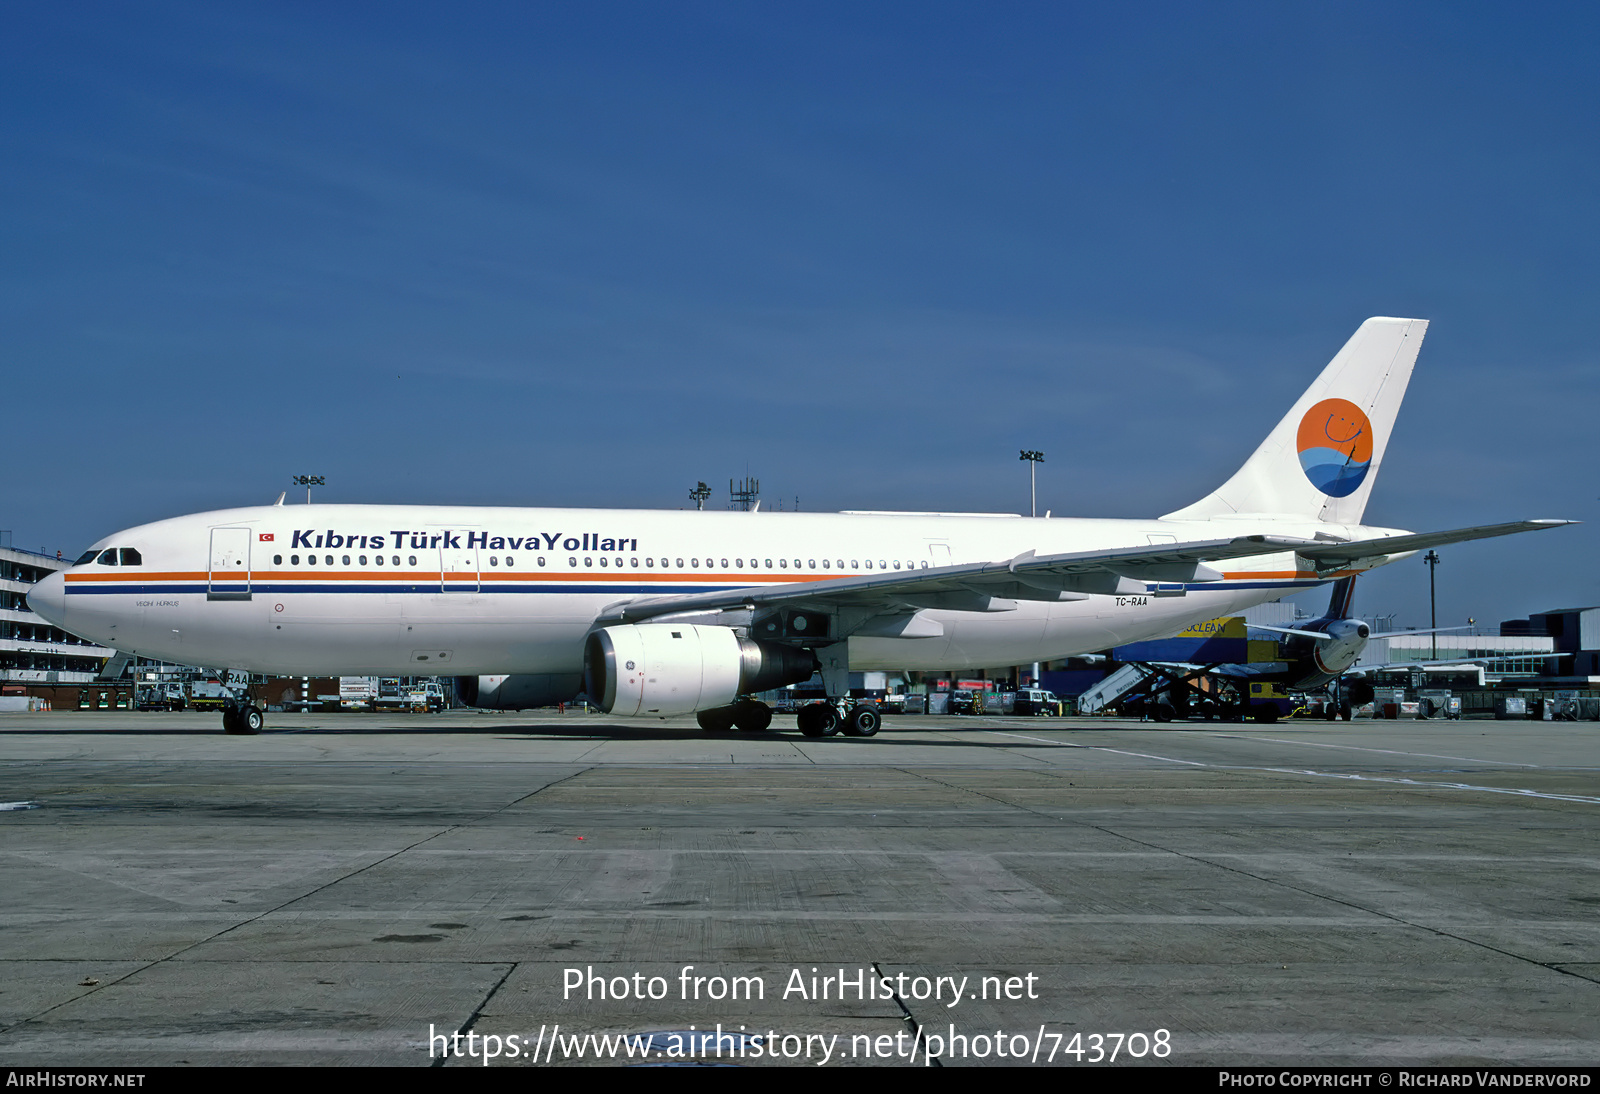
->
[584,624,817,716]
[455,673,584,711]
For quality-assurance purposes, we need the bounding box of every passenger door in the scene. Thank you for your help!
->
[207,527,252,601]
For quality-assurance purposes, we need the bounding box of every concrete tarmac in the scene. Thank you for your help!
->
[1,709,1597,1067]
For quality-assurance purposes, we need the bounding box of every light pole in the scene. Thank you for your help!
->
[1019,450,1044,517]
[291,475,325,504]
[1423,550,1441,659]
[689,482,711,510]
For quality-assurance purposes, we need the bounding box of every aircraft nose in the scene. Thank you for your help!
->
[27,571,67,627]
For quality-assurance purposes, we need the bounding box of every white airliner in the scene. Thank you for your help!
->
[26,318,1572,736]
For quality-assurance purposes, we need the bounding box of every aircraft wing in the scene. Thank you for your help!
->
[594,534,1312,625]
[1346,652,1556,674]
[1293,519,1576,568]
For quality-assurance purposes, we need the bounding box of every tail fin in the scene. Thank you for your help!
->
[1163,317,1427,525]
[1324,575,1358,620]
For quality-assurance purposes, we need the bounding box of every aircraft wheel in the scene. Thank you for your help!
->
[797,704,840,737]
[842,704,881,737]
[1151,701,1175,723]
[223,706,260,735]
[796,705,825,737]
[733,700,773,733]
[697,707,738,733]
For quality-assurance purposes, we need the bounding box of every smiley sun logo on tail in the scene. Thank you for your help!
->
[1296,397,1373,497]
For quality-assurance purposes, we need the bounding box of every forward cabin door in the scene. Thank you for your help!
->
[208,527,252,601]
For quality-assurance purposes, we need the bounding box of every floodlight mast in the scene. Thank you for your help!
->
[689,482,712,511]
[1019,450,1044,518]
[1424,550,1441,658]
[291,475,325,505]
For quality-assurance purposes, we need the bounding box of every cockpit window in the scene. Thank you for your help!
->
[119,548,142,566]
[74,550,99,566]
[96,549,119,566]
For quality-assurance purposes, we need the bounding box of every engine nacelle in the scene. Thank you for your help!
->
[584,624,817,716]
[455,674,584,711]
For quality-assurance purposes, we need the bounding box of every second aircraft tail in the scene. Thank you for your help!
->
[1163,317,1427,525]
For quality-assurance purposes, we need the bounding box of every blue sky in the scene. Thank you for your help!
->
[4,1,1596,628]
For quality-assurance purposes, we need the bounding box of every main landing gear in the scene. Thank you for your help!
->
[796,700,880,738]
[697,698,775,733]
[698,698,881,738]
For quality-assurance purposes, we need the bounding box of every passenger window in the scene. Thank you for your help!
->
[691,558,699,567]
[359,555,367,565]
[836,560,843,569]
[374,555,384,566]
[779,559,788,569]
[920,560,928,568]
[765,558,772,568]
[408,556,417,566]
[721,558,729,568]
[675,558,683,568]
[850,560,858,569]
[394,556,402,566]
[535,556,545,567]
[615,557,622,568]
[584,557,593,567]
[894,560,901,569]
[631,558,639,568]
[326,555,334,566]
[97,549,118,566]
[291,554,300,565]
[120,548,142,566]
[569,557,577,567]
[866,560,873,569]
[307,555,317,566]
[879,560,886,569]
[735,558,743,568]
[793,559,801,568]
[342,555,351,565]
[645,558,654,568]
[507,556,515,567]
[599,557,608,567]
[274,554,283,566]
[822,560,830,569]
[489,556,499,566]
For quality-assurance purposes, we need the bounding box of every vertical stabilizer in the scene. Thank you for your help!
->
[1324,576,1358,621]
[1163,317,1427,525]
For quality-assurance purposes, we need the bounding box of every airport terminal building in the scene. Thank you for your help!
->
[0,538,116,687]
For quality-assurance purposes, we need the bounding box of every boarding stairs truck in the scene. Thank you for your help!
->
[1075,664,1156,714]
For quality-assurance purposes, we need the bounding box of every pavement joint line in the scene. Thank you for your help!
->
[916,728,1056,764]
[975,735,1600,806]
[431,960,519,1069]
[0,764,595,1038]
[1213,734,1545,768]
[872,960,941,1067]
